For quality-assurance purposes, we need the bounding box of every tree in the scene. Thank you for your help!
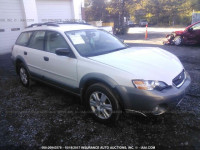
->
[126,0,198,25]
[85,0,200,26]
[85,0,107,22]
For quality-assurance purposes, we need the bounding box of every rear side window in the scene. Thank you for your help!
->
[16,32,33,46]
[28,31,45,50]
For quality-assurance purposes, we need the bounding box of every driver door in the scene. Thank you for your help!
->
[184,23,200,44]
[42,31,78,91]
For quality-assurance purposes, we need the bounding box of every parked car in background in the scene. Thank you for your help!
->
[127,20,135,27]
[11,22,191,123]
[139,19,148,27]
[99,26,113,34]
[164,21,200,46]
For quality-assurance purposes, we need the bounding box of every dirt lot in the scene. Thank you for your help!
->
[0,27,200,150]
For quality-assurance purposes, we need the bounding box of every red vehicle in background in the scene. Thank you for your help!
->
[164,21,200,46]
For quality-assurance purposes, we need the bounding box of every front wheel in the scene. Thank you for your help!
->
[174,36,182,46]
[85,83,121,123]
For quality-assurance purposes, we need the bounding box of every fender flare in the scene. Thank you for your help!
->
[15,56,29,75]
[79,73,124,109]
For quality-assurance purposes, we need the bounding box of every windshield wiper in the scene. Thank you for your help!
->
[107,47,127,53]
[86,46,128,57]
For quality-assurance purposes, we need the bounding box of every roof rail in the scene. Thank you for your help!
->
[26,21,91,28]
[26,22,59,28]
[57,21,91,25]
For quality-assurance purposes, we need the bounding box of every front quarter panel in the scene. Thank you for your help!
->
[77,58,137,88]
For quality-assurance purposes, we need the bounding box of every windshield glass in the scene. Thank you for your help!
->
[65,29,127,57]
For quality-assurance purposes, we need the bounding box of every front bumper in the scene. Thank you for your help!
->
[163,34,175,45]
[116,72,191,115]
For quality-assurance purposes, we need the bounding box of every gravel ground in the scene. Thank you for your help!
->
[0,27,200,150]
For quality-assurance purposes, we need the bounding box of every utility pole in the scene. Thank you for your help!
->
[121,0,125,26]
[118,0,125,26]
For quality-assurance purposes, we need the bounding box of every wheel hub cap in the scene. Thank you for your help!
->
[174,37,181,45]
[89,92,112,119]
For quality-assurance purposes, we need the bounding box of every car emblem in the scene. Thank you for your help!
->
[179,75,182,80]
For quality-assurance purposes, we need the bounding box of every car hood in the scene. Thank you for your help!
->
[89,47,184,85]
[174,30,184,35]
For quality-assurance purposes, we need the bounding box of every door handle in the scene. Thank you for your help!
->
[24,51,27,55]
[43,56,49,61]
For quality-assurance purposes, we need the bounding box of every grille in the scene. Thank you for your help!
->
[172,70,185,87]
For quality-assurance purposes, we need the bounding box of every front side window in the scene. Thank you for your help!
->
[65,29,127,57]
[45,31,70,53]
[16,31,33,46]
[28,31,45,50]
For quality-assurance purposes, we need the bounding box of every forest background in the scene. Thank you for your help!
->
[85,0,200,26]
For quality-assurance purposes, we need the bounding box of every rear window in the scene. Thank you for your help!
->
[16,32,33,46]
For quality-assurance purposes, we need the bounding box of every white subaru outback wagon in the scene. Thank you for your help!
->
[11,22,191,123]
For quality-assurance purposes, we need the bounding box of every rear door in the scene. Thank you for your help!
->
[26,30,47,77]
[42,31,78,90]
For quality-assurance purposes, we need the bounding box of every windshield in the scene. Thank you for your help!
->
[65,29,127,57]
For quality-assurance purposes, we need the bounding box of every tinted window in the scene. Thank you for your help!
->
[29,31,45,50]
[16,32,33,46]
[45,31,70,53]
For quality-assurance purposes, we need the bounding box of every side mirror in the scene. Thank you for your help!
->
[55,48,70,56]
[188,28,193,32]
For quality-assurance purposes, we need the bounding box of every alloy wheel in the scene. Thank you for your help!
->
[89,92,113,119]
[174,36,182,45]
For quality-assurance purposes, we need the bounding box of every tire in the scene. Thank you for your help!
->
[85,83,121,123]
[174,36,182,46]
[17,63,30,87]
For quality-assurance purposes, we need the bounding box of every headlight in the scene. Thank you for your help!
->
[132,80,169,91]
[167,35,172,40]
[172,32,176,37]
